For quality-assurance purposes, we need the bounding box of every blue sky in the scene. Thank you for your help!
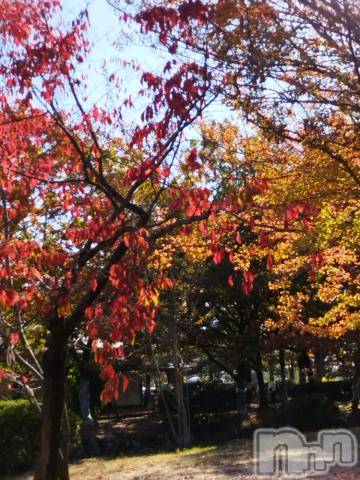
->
[61,0,165,106]
[60,0,232,122]
[62,0,119,61]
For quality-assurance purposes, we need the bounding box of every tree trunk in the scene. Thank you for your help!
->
[78,340,99,456]
[298,350,311,384]
[172,318,191,448]
[234,365,249,436]
[173,364,191,447]
[233,376,247,438]
[234,362,251,429]
[352,353,360,412]
[279,348,288,407]
[173,349,191,446]
[289,358,295,381]
[79,375,99,456]
[144,373,151,407]
[314,349,326,381]
[352,375,360,411]
[299,368,306,384]
[255,353,268,409]
[34,321,68,480]
[235,381,247,417]
[269,363,275,382]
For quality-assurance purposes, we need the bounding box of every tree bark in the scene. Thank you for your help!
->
[299,368,306,384]
[34,321,68,480]
[235,379,247,419]
[78,340,99,456]
[172,322,191,448]
[279,348,288,408]
[255,352,268,409]
[269,362,275,382]
[352,375,359,412]
[352,353,360,412]
[289,358,295,381]
[298,350,311,384]
[314,349,326,381]
[234,363,250,436]
[173,364,191,447]
[144,373,151,407]
[79,374,99,455]
[233,375,247,439]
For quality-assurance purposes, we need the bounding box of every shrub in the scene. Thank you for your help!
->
[190,381,237,415]
[0,400,40,474]
[285,393,341,430]
[0,399,80,475]
[289,380,352,401]
[158,381,255,419]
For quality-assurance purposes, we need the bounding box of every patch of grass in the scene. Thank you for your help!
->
[5,442,253,480]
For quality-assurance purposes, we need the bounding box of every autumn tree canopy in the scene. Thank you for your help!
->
[0,0,359,478]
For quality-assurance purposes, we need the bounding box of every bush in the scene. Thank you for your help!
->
[0,400,40,474]
[190,381,237,415]
[285,393,341,430]
[289,380,352,401]
[158,381,255,419]
[0,399,80,475]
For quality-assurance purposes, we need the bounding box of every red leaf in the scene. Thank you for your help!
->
[2,290,20,307]
[199,222,207,235]
[101,364,115,380]
[91,278,98,292]
[310,252,325,268]
[228,275,234,287]
[303,219,313,232]
[10,332,20,346]
[186,148,201,171]
[100,376,119,404]
[87,322,98,340]
[162,166,171,178]
[122,374,129,392]
[258,233,270,248]
[309,271,317,281]
[213,249,225,265]
[267,255,274,269]
[149,319,156,334]
[242,270,255,295]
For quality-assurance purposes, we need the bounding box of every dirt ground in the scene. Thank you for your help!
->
[10,439,360,480]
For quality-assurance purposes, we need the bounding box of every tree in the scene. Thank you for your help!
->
[184,118,358,402]
[0,1,246,477]
[129,3,359,256]
[146,281,195,448]
[3,1,359,476]
[181,247,273,412]
[114,0,360,407]
[136,0,359,188]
